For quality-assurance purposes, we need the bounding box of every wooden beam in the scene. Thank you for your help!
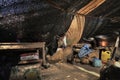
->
[0,42,45,50]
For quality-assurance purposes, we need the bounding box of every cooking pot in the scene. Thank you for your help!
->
[95,35,109,47]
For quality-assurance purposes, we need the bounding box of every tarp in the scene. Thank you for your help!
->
[0,0,91,43]
[0,0,120,45]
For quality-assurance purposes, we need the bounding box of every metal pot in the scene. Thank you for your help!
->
[95,35,109,47]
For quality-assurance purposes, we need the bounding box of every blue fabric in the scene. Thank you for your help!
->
[78,44,92,58]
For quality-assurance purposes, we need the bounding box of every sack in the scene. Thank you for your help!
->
[78,44,92,58]
[92,58,102,67]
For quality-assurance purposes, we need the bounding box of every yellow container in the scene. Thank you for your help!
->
[101,50,111,63]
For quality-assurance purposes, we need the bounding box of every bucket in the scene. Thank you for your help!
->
[101,50,111,63]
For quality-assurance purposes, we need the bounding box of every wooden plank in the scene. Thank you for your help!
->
[0,42,45,50]
[18,59,42,64]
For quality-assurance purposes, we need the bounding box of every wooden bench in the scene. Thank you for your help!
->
[0,42,46,65]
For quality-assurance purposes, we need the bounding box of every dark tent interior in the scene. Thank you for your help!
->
[0,0,120,80]
[0,0,120,45]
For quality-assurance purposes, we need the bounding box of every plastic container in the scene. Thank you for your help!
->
[101,51,111,63]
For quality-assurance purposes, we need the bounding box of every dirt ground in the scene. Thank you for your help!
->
[41,63,100,80]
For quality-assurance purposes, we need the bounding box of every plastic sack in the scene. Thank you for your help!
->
[78,44,92,58]
[92,58,102,67]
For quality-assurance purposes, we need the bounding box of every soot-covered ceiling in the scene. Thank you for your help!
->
[0,0,91,42]
[86,0,120,37]
[79,0,120,41]
[0,0,120,43]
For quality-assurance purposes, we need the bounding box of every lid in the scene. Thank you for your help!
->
[95,35,109,40]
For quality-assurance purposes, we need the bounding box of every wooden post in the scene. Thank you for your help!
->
[42,43,46,66]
